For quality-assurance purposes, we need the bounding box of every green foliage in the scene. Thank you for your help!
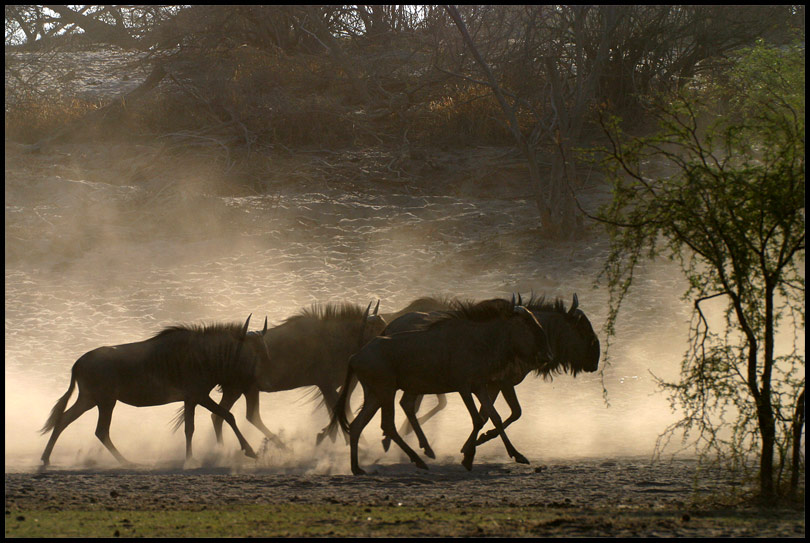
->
[592,41,805,497]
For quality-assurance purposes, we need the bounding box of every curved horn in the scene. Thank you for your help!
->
[517,292,523,306]
[373,299,380,316]
[363,301,372,320]
[511,293,516,307]
[569,293,579,315]
[241,313,252,338]
[262,316,268,334]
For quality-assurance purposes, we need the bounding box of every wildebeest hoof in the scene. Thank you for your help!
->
[381,438,391,452]
[415,459,429,470]
[462,455,474,471]
[423,447,436,459]
[514,453,530,465]
[244,448,258,459]
[352,467,367,476]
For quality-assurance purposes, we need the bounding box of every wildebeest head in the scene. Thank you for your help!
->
[523,293,601,376]
[241,314,272,367]
[360,300,387,345]
[564,294,600,373]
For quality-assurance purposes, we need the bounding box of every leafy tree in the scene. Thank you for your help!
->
[593,40,804,500]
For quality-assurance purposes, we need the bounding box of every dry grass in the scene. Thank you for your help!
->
[4,94,102,144]
[5,43,528,151]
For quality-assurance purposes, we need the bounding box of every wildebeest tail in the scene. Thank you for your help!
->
[170,406,185,433]
[40,367,77,435]
[327,362,357,437]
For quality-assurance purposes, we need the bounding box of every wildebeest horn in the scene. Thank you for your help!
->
[517,293,523,306]
[263,316,268,334]
[569,293,579,315]
[242,314,252,338]
[373,299,380,316]
[363,301,372,320]
[511,293,516,306]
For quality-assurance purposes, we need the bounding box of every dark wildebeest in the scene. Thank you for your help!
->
[209,301,387,447]
[40,315,270,468]
[328,297,554,475]
[380,293,601,457]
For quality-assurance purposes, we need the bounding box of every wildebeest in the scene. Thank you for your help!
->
[328,297,554,475]
[40,315,270,468]
[209,301,387,447]
[382,293,600,454]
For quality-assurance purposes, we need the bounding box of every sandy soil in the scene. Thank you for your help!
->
[5,457,804,537]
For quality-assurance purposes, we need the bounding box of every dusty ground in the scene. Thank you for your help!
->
[5,457,805,537]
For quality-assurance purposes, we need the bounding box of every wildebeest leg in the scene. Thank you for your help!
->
[384,393,448,452]
[382,392,419,452]
[396,393,435,459]
[349,394,381,476]
[184,400,196,461]
[458,390,486,471]
[476,385,521,446]
[396,393,423,437]
[416,393,448,429]
[315,383,342,445]
[197,395,257,459]
[380,391,429,471]
[473,382,501,432]
[41,394,95,467]
[95,400,132,466]
[211,388,240,445]
[473,386,529,465]
[244,386,285,450]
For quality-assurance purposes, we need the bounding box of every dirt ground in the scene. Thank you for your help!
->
[5,457,804,537]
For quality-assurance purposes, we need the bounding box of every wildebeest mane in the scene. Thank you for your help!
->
[146,322,257,386]
[398,295,456,313]
[151,321,246,341]
[422,298,514,330]
[282,302,367,325]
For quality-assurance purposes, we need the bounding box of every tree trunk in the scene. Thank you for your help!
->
[758,283,776,499]
[446,5,567,237]
[758,404,776,499]
[789,387,805,498]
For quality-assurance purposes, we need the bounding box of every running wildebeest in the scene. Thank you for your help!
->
[328,297,554,475]
[381,293,601,457]
[40,315,270,468]
[208,301,387,447]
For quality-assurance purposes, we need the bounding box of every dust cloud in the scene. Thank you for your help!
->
[6,144,704,474]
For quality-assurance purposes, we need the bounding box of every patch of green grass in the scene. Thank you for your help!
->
[4,504,804,538]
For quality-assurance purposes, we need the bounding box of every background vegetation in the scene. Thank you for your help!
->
[5,5,804,236]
